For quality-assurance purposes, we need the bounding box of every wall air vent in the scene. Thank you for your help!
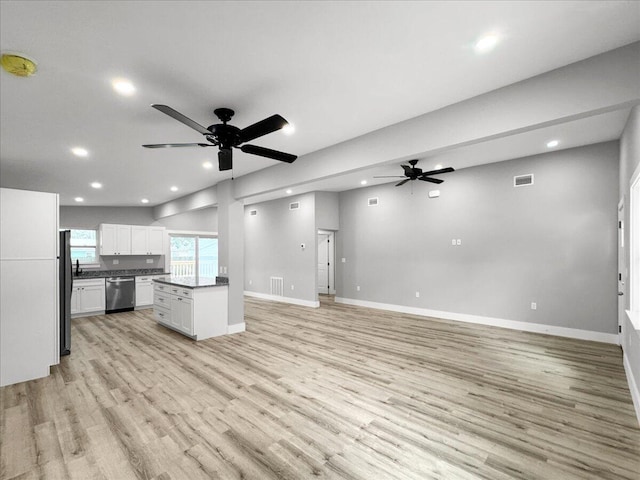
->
[289,202,300,210]
[368,197,379,206]
[249,209,257,216]
[514,174,534,187]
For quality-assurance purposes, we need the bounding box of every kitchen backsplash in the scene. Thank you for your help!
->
[94,255,165,271]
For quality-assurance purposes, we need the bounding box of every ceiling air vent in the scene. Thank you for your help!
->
[368,197,379,207]
[249,209,257,216]
[289,202,300,210]
[514,174,534,187]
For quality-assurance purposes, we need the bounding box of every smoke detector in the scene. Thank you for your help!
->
[1,53,38,77]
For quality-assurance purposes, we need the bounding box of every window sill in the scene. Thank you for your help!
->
[78,263,101,269]
[626,310,640,331]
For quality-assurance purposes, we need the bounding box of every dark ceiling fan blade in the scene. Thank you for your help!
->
[142,143,212,148]
[419,176,444,184]
[420,167,455,176]
[395,179,411,187]
[373,175,405,178]
[218,148,233,171]
[151,104,210,134]
[240,144,297,163]
[239,115,289,143]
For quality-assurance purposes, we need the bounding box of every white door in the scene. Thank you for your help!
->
[135,282,153,307]
[179,298,193,334]
[318,233,330,294]
[170,296,182,330]
[100,224,117,255]
[618,201,626,344]
[70,287,81,314]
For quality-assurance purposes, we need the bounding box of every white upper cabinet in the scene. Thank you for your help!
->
[131,226,165,255]
[101,224,164,256]
[99,224,131,255]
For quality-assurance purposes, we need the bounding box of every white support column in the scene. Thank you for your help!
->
[217,179,245,327]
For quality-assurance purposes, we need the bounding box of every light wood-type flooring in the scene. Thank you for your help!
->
[2,296,639,479]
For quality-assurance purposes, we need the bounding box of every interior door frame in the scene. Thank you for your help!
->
[317,230,336,295]
[618,199,625,346]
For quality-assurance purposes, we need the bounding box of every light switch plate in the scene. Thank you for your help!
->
[456,239,462,245]
[146,259,153,264]
[341,258,346,263]
[113,259,119,265]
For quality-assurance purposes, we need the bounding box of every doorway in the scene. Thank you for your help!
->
[317,230,335,295]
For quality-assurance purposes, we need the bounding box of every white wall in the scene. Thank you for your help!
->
[245,192,317,305]
[337,142,619,337]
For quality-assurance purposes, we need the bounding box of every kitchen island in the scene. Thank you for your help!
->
[153,276,228,340]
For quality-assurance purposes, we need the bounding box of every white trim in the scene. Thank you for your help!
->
[334,297,619,344]
[227,322,246,334]
[623,352,640,426]
[245,290,320,308]
[166,230,218,236]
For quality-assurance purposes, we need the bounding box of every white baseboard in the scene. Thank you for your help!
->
[244,291,320,308]
[334,297,619,344]
[623,353,640,426]
[227,322,246,334]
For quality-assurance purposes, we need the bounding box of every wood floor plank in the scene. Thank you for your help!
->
[2,296,639,479]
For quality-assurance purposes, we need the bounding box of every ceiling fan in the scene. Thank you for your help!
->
[143,105,297,171]
[374,159,454,186]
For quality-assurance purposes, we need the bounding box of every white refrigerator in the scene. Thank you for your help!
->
[0,187,59,387]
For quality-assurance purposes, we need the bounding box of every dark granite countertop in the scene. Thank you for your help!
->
[153,276,229,289]
[74,268,169,279]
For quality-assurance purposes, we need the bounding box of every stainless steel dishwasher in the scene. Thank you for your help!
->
[105,276,135,313]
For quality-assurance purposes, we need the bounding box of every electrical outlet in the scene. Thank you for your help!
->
[356,285,360,291]
[113,259,119,265]
[531,302,537,310]
[451,239,456,246]
[415,291,420,298]
[146,259,153,264]
[249,280,252,285]
[341,258,346,263]
[291,284,295,290]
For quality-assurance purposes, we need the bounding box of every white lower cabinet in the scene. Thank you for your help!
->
[71,279,106,315]
[153,281,227,340]
[135,275,162,308]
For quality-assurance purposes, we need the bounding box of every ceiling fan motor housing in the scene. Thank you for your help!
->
[207,123,241,149]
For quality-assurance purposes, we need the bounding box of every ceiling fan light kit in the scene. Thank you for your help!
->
[374,159,455,187]
[143,105,297,171]
[1,52,37,77]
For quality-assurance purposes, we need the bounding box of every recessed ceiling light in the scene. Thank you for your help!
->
[90,182,102,189]
[141,198,149,204]
[434,164,443,170]
[282,123,295,135]
[112,78,135,96]
[474,33,500,54]
[546,140,559,148]
[74,197,84,203]
[170,186,178,192]
[203,161,213,169]
[360,180,367,185]
[286,189,292,195]
[71,147,88,157]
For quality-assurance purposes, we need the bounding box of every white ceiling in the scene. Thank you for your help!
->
[1,1,639,207]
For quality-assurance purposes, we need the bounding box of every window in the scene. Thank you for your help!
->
[70,229,98,265]
[169,234,218,280]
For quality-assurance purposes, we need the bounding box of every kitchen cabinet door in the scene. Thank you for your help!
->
[99,224,118,255]
[170,295,182,330]
[178,298,193,334]
[130,226,148,255]
[147,227,165,254]
[70,287,81,314]
[116,225,131,255]
[81,285,106,313]
[135,281,153,307]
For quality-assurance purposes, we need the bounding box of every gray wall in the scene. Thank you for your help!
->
[315,191,340,231]
[619,105,640,403]
[60,206,217,270]
[245,192,317,302]
[337,142,619,334]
